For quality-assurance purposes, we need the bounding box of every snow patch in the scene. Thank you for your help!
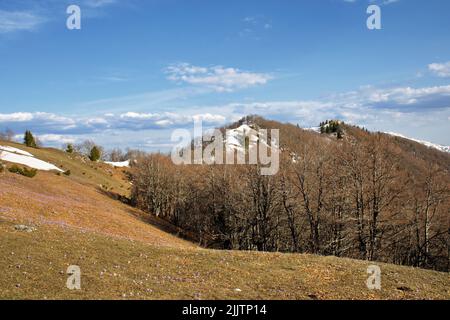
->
[224,124,279,153]
[104,160,130,168]
[225,124,260,152]
[304,127,321,134]
[0,150,64,172]
[0,145,34,157]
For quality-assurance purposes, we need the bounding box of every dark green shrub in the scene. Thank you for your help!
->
[66,144,74,153]
[8,165,20,174]
[89,146,101,162]
[22,167,37,178]
[63,170,71,176]
[8,165,37,178]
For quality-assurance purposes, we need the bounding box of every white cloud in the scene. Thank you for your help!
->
[117,112,226,128]
[344,0,400,5]
[190,84,450,144]
[0,112,34,122]
[381,0,399,5]
[120,112,159,120]
[0,112,76,128]
[83,0,117,8]
[0,1,119,35]
[37,134,76,144]
[428,62,450,78]
[0,112,76,133]
[359,84,450,106]
[2,83,449,148]
[0,110,228,137]
[0,10,45,33]
[192,113,226,123]
[166,63,272,92]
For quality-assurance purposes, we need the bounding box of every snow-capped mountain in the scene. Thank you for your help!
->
[224,124,278,152]
[384,132,450,154]
[305,124,449,154]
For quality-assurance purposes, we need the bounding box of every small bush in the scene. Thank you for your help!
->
[8,165,37,178]
[89,146,101,162]
[63,170,71,176]
[66,144,74,153]
[8,165,20,174]
[22,167,37,178]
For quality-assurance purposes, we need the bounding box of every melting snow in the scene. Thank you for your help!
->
[0,146,63,172]
[224,124,277,152]
[104,160,130,168]
[305,127,321,133]
[0,145,34,157]
[225,125,259,152]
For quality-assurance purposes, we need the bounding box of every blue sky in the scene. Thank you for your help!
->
[0,0,450,150]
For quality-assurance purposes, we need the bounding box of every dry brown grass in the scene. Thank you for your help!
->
[0,169,193,249]
[0,141,449,300]
[0,220,448,300]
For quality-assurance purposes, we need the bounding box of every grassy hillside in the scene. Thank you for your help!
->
[1,220,449,300]
[0,165,191,248]
[0,139,449,300]
[0,140,131,197]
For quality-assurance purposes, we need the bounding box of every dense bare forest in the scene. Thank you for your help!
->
[130,116,450,272]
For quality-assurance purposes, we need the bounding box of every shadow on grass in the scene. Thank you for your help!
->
[97,187,200,246]
[97,188,131,204]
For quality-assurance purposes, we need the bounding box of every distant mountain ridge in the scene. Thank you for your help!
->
[303,125,449,154]
[221,116,450,161]
[384,132,450,154]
